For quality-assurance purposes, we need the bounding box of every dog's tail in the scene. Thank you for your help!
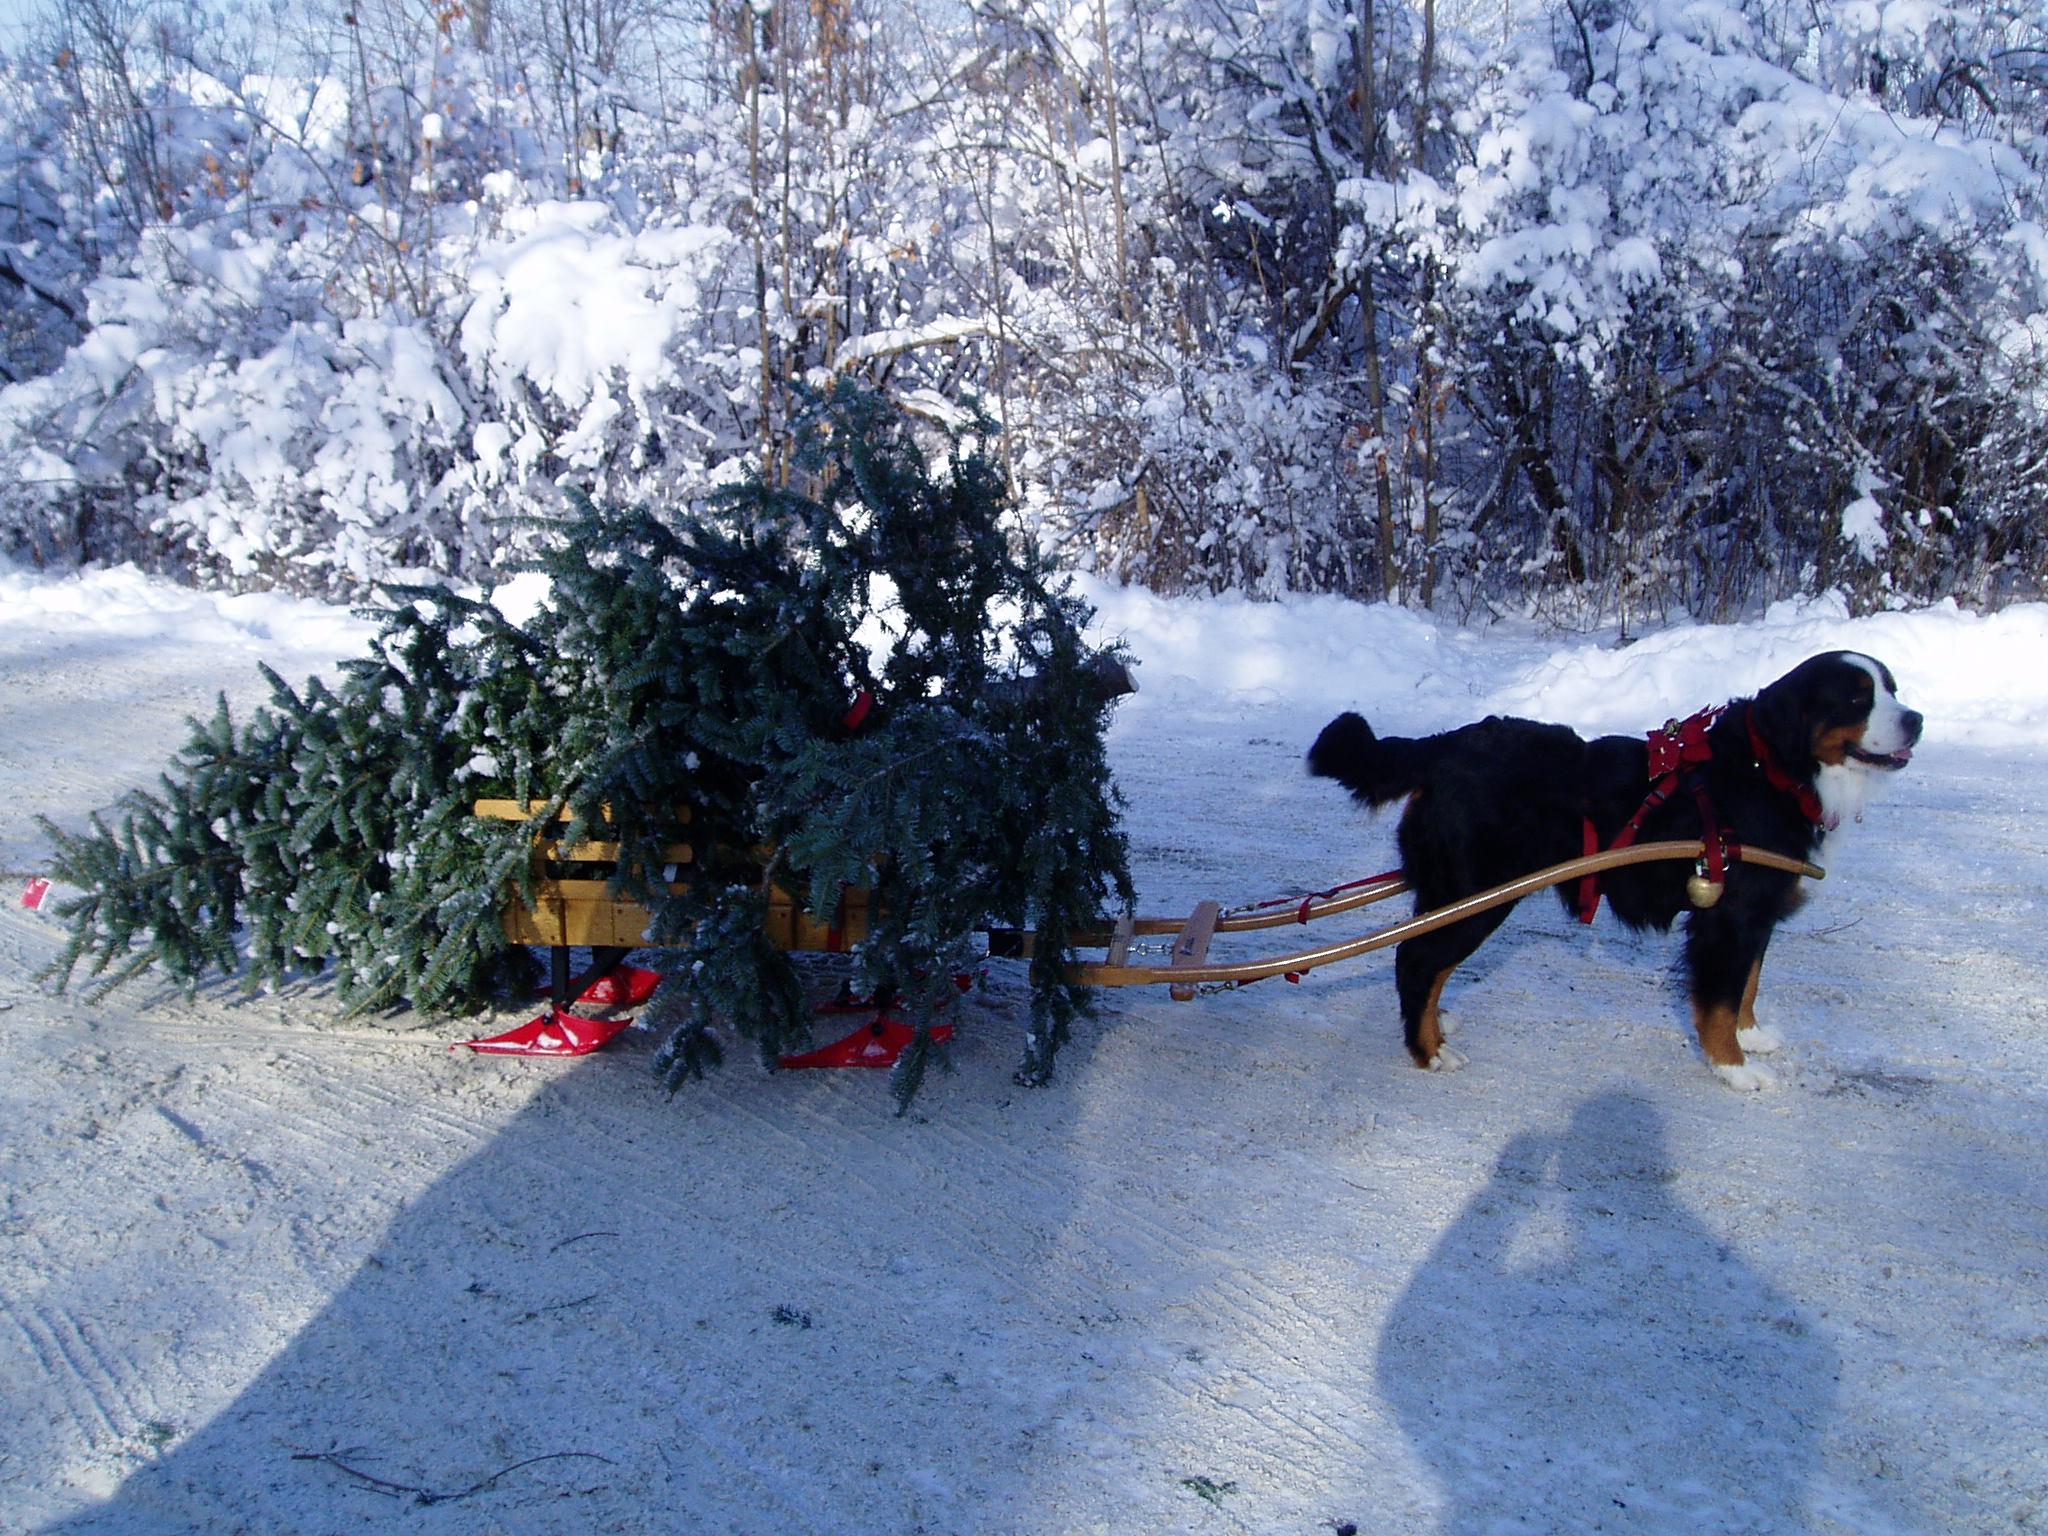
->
[1306,712,1431,807]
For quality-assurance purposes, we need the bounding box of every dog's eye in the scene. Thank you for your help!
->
[1830,682,1872,722]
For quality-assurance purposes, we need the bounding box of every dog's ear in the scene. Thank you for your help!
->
[1749,666,1817,780]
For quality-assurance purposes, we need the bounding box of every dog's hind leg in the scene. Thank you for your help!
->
[1394,905,1514,1071]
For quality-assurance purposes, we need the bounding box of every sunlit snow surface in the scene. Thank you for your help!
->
[2,561,2043,1535]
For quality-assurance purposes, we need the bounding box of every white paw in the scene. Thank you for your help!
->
[1737,1023,1785,1056]
[1437,1011,1458,1039]
[1713,1061,1778,1093]
[1427,1045,1468,1073]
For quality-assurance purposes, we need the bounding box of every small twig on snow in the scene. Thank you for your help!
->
[290,1448,615,1505]
[517,1292,601,1322]
[1796,917,1865,939]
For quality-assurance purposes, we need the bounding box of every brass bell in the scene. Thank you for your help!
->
[1686,866,1724,908]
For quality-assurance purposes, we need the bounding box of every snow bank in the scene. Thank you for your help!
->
[0,560,374,663]
[9,559,2041,755]
[1075,576,2048,750]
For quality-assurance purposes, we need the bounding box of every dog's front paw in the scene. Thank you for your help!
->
[1427,1045,1468,1073]
[1713,1061,1778,1093]
[1736,1024,1786,1056]
[1436,1011,1457,1039]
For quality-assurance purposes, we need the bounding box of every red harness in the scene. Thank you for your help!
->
[1745,705,1828,826]
[1577,706,1729,924]
[1578,700,1829,924]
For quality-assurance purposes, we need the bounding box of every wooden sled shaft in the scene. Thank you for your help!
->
[992,873,1413,959]
[1070,840,1823,991]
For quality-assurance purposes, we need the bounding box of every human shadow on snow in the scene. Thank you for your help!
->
[1377,1090,1840,1535]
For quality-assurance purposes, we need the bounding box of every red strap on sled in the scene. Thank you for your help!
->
[1291,870,1403,925]
[1226,870,1404,925]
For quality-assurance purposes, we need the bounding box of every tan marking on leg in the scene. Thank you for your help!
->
[1738,955,1765,1034]
[1412,968,1454,1066]
[1693,1001,1745,1068]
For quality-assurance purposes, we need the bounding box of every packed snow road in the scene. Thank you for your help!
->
[2,565,2043,1534]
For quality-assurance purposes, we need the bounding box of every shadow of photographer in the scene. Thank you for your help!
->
[1378,1090,1839,1533]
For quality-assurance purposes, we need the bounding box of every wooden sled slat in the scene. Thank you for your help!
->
[534,839,696,863]
[1168,900,1221,1002]
[474,798,694,824]
[1106,915,1136,969]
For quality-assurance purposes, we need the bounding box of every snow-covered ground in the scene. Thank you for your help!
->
[2,564,2044,1534]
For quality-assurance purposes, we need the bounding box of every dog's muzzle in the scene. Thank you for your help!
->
[1850,707,1923,769]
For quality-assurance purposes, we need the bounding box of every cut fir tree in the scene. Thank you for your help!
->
[38,387,1136,1110]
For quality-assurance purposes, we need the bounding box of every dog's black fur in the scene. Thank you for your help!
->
[1307,651,1922,1083]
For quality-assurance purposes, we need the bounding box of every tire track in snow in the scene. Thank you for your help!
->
[191,1056,537,1213]
[201,1079,456,1194]
[12,1003,469,1057]
[0,1292,143,1449]
[780,1029,1386,1477]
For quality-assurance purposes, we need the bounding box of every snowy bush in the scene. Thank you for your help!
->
[1,0,2043,619]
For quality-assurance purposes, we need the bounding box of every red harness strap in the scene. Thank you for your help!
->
[1578,706,1726,924]
[1745,704,1828,827]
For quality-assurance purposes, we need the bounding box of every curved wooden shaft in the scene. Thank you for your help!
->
[1073,841,1822,990]
[1214,875,1411,932]
[1090,873,1411,943]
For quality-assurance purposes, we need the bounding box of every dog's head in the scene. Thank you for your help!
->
[1751,651,1922,818]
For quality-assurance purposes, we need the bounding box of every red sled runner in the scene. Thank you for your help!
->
[459,952,955,1068]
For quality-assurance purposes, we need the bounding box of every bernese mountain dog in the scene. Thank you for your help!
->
[1307,652,1922,1089]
